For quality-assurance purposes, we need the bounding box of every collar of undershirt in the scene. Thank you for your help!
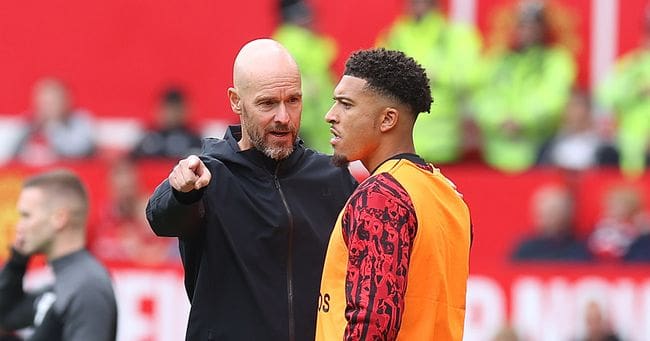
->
[50,249,87,273]
[370,153,427,175]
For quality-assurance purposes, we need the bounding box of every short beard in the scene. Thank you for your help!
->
[259,140,294,160]
[331,153,350,168]
[242,115,295,160]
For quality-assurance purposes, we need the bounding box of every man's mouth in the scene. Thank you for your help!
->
[269,130,291,138]
[330,128,341,144]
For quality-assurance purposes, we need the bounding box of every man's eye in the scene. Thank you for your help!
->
[333,98,351,109]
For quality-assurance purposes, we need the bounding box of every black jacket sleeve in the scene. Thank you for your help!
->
[145,179,205,238]
[0,249,37,330]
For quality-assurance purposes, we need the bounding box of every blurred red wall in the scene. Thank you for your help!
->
[0,0,647,124]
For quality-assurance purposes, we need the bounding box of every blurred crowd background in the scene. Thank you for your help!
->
[1,0,649,340]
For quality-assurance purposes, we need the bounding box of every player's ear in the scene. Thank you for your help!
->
[379,107,398,132]
[228,88,242,115]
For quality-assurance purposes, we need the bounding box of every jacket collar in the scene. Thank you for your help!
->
[224,125,306,176]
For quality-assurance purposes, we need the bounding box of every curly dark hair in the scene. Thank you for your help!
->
[343,48,432,115]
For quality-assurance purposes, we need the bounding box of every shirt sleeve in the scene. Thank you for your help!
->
[341,174,418,341]
[0,249,38,330]
[145,178,206,238]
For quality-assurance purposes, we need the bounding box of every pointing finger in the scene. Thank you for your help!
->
[194,162,212,189]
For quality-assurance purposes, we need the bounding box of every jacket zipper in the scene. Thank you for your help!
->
[274,164,295,341]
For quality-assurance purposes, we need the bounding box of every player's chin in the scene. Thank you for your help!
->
[331,153,350,168]
[17,245,34,256]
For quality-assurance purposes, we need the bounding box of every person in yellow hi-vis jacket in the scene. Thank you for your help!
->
[597,7,650,177]
[377,0,483,164]
[274,1,337,153]
[472,0,576,172]
[317,48,472,341]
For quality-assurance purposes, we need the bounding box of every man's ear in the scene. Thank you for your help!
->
[228,88,242,115]
[50,207,70,232]
[379,107,399,132]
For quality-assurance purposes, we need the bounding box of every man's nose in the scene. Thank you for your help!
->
[275,103,290,124]
[324,105,337,124]
[274,102,289,123]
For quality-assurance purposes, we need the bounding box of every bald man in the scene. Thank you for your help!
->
[146,39,357,340]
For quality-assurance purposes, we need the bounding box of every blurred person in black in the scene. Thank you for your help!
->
[511,184,592,261]
[624,231,650,261]
[145,39,357,340]
[130,86,203,159]
[0,170,117,341]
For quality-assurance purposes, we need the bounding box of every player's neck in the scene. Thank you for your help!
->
[47,234,86,262]
[363,141,415,174]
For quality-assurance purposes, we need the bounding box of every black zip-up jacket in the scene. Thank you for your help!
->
[146,125,357,341]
